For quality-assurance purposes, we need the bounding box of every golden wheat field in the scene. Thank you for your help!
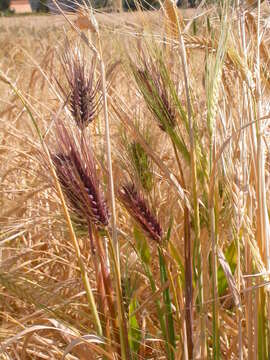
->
[1,3,270,359]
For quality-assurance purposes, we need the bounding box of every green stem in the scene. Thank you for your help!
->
[158,247,175,360]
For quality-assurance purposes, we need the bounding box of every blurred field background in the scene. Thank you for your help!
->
[1,2,270,359]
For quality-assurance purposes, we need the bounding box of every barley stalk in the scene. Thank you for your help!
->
[166,2,203,357]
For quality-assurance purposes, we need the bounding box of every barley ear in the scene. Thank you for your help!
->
[163,0,183,40]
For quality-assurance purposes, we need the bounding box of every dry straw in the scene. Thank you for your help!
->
[2,1,270,359]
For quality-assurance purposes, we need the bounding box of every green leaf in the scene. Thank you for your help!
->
[133,226,150,265]
[166,216,174,243]
[133,227,173,360]
[128,298,142,358]
[158,248,176,360]
[218,241,237,296]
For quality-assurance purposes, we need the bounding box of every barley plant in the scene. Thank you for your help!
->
[1,0,270,358]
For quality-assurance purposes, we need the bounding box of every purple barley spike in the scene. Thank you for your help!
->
[52,124,109,228]
[121,183,162,242]
[61,46,102,131]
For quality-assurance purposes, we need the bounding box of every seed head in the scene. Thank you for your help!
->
[121,183,162,242]
[129,141,153,192]
[61,46,102,130]
[52,124,109,228]
[133,62,176,132]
